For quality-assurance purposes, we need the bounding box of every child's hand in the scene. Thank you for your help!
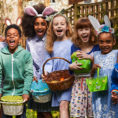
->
[33,76,38,82]
[76,51,93,61]
[91,64,101,77]
[22,94,29,102]
[69,61,83,70]
[0,36,5,42]
[111,91,118,104]
[41,71,49,81]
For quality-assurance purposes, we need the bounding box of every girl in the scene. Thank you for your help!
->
[21,3,56,118]
[89,15,118,118]
[69,17,100,118]
[45,13,73,118]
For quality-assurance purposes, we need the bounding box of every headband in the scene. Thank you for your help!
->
[24,6,57,21]
[5,17,22,26]
[88,15,114,35]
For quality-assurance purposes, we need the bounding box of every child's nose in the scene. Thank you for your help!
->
[82,29,86,33]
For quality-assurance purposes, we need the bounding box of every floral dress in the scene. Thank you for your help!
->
[92,50,118,118]
[70,44,100,117]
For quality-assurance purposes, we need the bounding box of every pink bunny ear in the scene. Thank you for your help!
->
[16,17,22,26]
[5,18,12,26]
[24,6,38,16]
[42,7,57,17]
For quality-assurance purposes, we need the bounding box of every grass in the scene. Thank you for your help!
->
[12,109,59,118]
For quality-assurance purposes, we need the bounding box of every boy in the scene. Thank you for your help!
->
[0,24,33,118]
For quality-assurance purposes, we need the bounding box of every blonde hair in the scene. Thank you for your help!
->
[45,14,72,53]
[72,17,97,47]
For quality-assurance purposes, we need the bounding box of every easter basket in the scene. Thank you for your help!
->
[0,96,25,116]
[31,80,51,103]
[43,57,75,91]
[86,68,108,92]
[71,52,91,74]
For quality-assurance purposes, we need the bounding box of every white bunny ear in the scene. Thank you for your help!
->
[88,15,101,32]
[5,18,12,26]
[104,15,111,27]
[16,17,22,26]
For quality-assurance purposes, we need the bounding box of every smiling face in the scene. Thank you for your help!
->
[77,27,91,44]
[98,32,115,54]
[53,15,68,40]
[6,28,20,53]
[34,17,47,38]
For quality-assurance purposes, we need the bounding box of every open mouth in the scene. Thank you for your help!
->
[82,34,88,38]
[9,40,15,46]
[37,30,43,33]
[37,30,45,36]
[57,29,63,33]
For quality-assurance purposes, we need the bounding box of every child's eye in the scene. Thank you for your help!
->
[41,22,46,26]
[99,40,103,44]
[53,23,58,26]
[61,23,65,25]
[7,34,18,37]
[106,40,112,43]
[85,28,90,30]
[34,23,39,26]
[78,29,82,31]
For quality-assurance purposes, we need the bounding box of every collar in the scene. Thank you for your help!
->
[1,45,24,55]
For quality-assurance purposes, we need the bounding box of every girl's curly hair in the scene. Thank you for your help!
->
[72,17,97,47]
[45,14,72,53]
[21,3,46,38]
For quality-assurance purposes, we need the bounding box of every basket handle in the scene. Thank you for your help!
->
[97,68,100,77]
[42,57,70,76]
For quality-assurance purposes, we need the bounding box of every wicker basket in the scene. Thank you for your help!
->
[43,57,75,91]
[0,101,25,116]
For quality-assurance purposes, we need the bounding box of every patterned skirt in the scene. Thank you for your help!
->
[70,76,93,117]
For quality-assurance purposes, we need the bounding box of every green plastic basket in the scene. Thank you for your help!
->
[71,52,91,74]
[86,68,108,92]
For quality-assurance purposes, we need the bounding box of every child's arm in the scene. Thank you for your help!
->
[111,63,118,104]
[23,52,33,101]
[91,57,101,77]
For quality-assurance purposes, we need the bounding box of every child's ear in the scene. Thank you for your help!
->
[113,39,116,46]
[66,25,69,31]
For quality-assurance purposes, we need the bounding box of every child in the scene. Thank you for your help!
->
[111,63,118,104]
[21,3,56,118]
[69,17,100,118]
[0,35,7,50]
[0,36,7,118]
[0,22,33,118]
[89,15,118,118]
[45,13,73,118]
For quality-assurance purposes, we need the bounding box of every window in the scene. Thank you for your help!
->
[50,0,55,3]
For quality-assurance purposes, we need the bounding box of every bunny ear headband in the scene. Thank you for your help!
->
[88,15,114,35]
[24,6,57,21]
[5,17,22,26]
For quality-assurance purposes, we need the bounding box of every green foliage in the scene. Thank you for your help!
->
[12,109,60,118]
